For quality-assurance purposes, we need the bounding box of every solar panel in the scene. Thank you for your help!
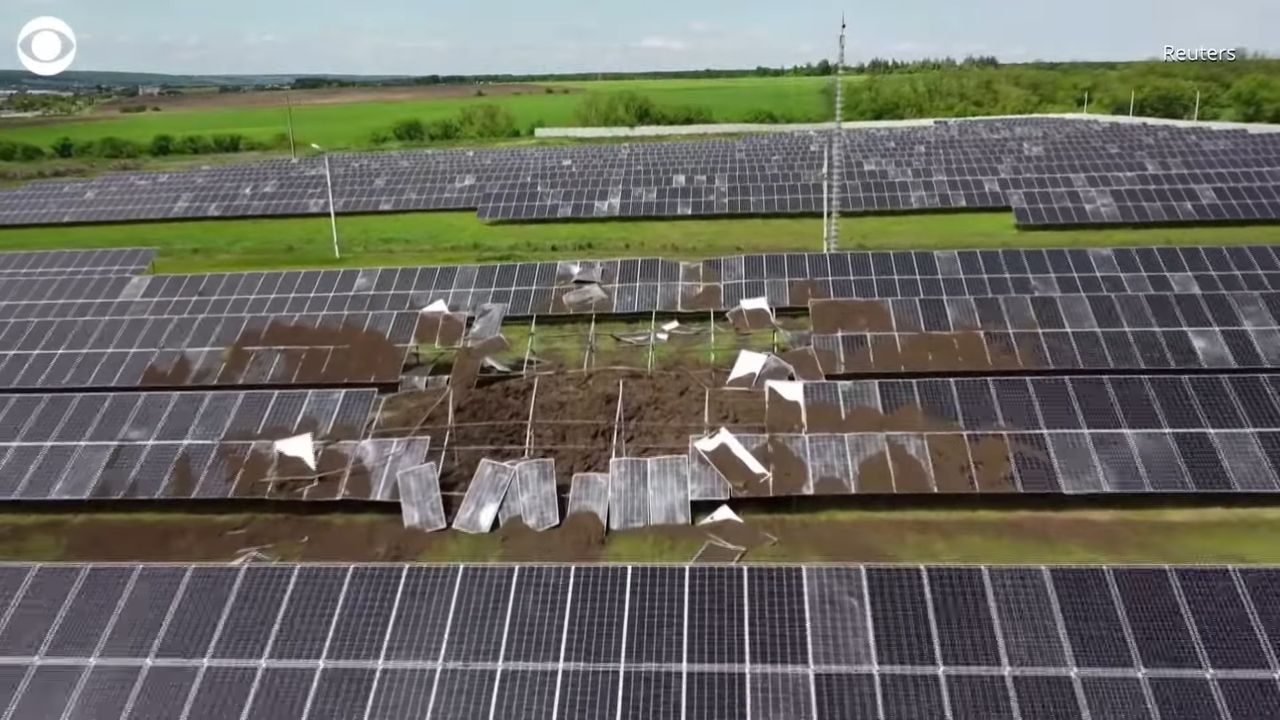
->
[0,562,1270,720]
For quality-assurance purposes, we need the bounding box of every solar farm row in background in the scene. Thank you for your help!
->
[1,119,1277,228]
[9,245,1280,318]
[0,563,1277,720]
[0,248,152,279]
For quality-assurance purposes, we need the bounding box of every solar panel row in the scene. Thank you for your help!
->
[0,311,418,388]
[0,563,1275,719]
[1,119,1277,228]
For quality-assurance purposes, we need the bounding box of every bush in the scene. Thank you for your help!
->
[14,144,45,161]
[177,135,213,155]
[545,87,556,94]
[210,134,245,153]
[574,92,711,127]
[369,130,393,145]
[0,142,45,162]
[744,108,784,123]
[95,136,142,159]
[119,105,148,114]
[149,134,175,157]
[457,104,519,138]
[49,137,76,159]
[657,104,713,125]
[392,118,426,142]
[426,118,461,141]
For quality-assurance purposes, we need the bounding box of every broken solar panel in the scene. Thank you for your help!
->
[453,459,515,533]
[567,472,609,524]
[647,455,691,525]
[397,462,446,531]
[608,457,648,530]
[497,458,560,531]
[0,311,419,389]
[0,389,440,502]
[2,561,1278,720]
[4,119,1277,230]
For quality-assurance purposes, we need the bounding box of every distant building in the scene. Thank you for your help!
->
[137,85,162,96]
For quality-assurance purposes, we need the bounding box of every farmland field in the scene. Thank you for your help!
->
[0,76,837,151]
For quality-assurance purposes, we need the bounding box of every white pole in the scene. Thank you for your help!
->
[1194,90,1200,121]
[1129,89,1135,117]
[1083,91,1089,114]
[822,146,829,251]
[286,91,297,161]
[321,153,340,260]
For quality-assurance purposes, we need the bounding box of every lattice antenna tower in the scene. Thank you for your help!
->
[825,13,847,252]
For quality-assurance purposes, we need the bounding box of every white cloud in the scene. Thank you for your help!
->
[633,36,688,52]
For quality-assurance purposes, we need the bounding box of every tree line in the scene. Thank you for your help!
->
[837,60,1280,122]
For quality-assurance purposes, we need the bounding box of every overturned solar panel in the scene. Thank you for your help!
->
[452,459,515,534]
[497,458,560,531]
[466,303,507,345]
[727,296,775,332]
[694,427,771,495]
[647,455,691,525]
[567,472,609,525]
[417,299,467,347]
[562,283,610,312]
[727,350,795,389]
[765,380,808,433]
[557,260,603,284]
[397,462,446,531]
[608,457,649,530]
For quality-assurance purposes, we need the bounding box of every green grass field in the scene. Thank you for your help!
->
[1,210,1277,273]
[1,76,835,151]
[2,508,1278,564]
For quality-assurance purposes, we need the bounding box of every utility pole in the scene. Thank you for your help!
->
[286,90,297,161]
[311,144,341,260]
[1083,91,1089,114]
[1129,89,1135,117]
[825,13,846,253]
[1194,90,1201,121]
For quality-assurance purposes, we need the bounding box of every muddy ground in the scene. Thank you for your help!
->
[6,508,1280,565]
[375,369,767,491]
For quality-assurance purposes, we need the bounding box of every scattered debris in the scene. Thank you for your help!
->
[693,539,746,563]
[272,433,316,472]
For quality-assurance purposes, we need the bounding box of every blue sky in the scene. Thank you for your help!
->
[3,0,1278,75]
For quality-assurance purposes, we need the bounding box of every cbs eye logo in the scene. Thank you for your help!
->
[16,17,77,77]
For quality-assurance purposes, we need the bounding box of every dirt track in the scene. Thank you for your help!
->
[95,84,558,113]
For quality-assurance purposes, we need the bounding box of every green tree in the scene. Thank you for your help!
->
[1229,75,1280,122]
[50,136,75,159]
[149,134,175,156]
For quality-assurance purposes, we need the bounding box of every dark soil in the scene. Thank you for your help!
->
[810,299,894,333]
